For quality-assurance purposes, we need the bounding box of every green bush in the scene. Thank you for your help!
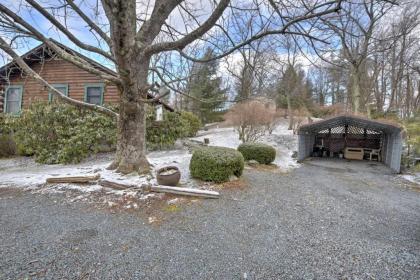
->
[9,101,117,164]
[179,111,201,137]
[5,102,194,163]
[146,108,187,150]
[237,142,276,164]
[0,114,16,157]
[0,134,16,157]
[189,146,244,183]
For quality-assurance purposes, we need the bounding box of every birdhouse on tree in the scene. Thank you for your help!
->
[155,104,163,122]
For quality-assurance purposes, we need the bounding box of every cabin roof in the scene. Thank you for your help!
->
[0,40,174,111]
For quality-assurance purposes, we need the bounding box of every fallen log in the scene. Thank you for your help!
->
[147,185,219,199]
[46,174,100,184]
[98,179,135,190]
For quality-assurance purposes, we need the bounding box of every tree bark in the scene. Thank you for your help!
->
[350,65,361,114]
[287,93,294,130]
[108,56,151,174]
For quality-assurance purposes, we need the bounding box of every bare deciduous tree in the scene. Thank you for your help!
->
[225,99,276,143]
[0,0,342,174]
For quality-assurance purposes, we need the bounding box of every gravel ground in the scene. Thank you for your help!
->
[1,159,419,279]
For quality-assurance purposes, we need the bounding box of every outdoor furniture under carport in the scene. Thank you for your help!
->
[297,115,403,173]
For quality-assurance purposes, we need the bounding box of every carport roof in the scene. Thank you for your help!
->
[298,114,402,134]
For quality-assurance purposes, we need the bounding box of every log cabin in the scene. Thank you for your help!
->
[0,41,173,114]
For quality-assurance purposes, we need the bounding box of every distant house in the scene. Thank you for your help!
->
[0,42,173,114]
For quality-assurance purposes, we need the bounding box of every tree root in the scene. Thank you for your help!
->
[107,157,151,175]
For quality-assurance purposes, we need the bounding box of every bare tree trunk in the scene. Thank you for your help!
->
[287,93,294,130]
[351,65,361,114]
[111,99,149,174]
[405,74,411,118]
[109,56,151,174]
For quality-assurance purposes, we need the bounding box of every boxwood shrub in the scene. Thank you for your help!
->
[189,146,244,183]
[237,142,276,164]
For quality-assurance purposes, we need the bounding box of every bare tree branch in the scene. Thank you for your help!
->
[177,0,343,63]
[65,0,113,47]
[25,0,114,62]
[144,0,230,54]
[0,3,121,84]
[136,0,182,45]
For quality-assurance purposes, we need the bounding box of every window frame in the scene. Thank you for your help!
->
[4,85,23,115]
[84,83,104,105]
[48,83,69,102]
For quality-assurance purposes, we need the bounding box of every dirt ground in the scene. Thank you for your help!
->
[0,159,419,279]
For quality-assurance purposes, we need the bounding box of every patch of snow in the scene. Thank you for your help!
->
[192,127,241,149]
[148,216,158,224]
[167,198,180,205]
[400,174,420,185]
[139,193,156,200]
[0,119,301,199]
[192,119,300,170]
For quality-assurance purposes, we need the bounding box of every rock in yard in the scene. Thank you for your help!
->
[247,160,259,166]
[229,175,239,181]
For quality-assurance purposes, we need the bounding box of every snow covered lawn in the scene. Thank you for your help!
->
[191,119,300,170]
[0,120,301,205]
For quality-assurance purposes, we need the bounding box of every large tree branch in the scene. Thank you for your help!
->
[65,0,113,47]
[174,0,342,63]
[144,0,230,54]
[0,3,121,85]
[136,0,182,46]
[0,36,118,119]
[25,0,114,62]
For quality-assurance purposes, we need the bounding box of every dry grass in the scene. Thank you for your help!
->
[218,177,248,189]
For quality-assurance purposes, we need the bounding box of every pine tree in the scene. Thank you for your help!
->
[186,48,227,124]
[276,65,313,129]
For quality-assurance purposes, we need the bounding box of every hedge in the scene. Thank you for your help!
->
[0,114,15,158]
[189,146,244,183]
[237,142,276,164]
[5,102,202,164]
[9,101,118,164]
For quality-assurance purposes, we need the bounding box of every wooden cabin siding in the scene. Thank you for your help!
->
[1,58,119,113]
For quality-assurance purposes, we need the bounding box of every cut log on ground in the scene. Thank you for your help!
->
[98,179,136,190]
[146,185,220,199]
[46,174,100,184]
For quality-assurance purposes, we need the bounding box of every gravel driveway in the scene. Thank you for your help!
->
[1,159,419,279]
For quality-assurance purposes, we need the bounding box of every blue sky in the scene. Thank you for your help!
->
[0,0,114,68]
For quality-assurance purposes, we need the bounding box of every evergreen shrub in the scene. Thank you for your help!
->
[237,142,276,164]
[189,146,244,182]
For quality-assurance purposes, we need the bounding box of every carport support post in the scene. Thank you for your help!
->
[344,125,348,147]
[298,133,314,161]
[382,134,388,164]
[328,128,331,156]
[389,132,402,173]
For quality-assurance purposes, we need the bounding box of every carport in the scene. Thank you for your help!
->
[297,115,403,173]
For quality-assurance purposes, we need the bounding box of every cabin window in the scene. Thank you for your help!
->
[4,85,23,114]
[49,84,68,102]
[84,83,104,105]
